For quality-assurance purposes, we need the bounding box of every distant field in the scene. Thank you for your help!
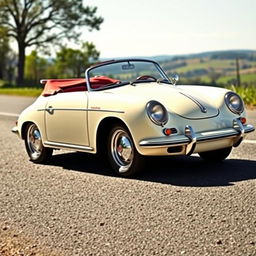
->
[217,73,256,85]
[172,59,234,73]
[162,54,256,87]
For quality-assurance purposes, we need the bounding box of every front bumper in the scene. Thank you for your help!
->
[139,118,255,155]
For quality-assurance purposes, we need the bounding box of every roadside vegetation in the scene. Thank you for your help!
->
[226,85,256,106]
[0,86,42,97]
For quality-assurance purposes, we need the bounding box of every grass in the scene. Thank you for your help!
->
[0,87,42,97]
[173,59,234,73]
[225,85,256,106]
[217,73,256,85]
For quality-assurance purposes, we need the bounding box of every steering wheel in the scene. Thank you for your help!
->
[136,75,157,81]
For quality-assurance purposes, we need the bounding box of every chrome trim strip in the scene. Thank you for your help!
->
[88,109,124,113]
[179,92,207,113]
[173,109,220,120]
[44,141,93,152]
[85,59,171,91]
[244,125,255,133]
[225,92,244,115]
[139,137,190,147]
[139,124,255,148]
[37,108,124,114]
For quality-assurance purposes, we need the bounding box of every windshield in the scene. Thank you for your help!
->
[86,60,170,90]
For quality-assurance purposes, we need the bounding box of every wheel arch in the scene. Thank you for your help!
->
[21,121,34,140]
[96,117,131,153]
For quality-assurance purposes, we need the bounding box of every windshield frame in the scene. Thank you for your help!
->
[85,59,171,92]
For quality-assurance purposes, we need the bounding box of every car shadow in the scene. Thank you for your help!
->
[47,152,256,187]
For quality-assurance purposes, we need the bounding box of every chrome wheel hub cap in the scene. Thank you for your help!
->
[27,124,43,159]
[111,129,134,172]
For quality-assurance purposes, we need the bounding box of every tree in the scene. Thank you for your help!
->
[0,0,103,85]
[236,57,241,86]
[25,50,48,84]
[0,26,10,79]
[55,42,100,78]
[0,26,16,84]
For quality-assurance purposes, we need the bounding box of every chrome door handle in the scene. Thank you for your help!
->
[46,106,54,114]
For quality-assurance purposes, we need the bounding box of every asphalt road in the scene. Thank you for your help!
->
[0,95,256,256]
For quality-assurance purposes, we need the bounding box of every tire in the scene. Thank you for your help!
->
[199,147,232,162]
[25,123,53,163]
[107,125,144,177]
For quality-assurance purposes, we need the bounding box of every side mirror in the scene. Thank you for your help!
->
[170,74,179,85]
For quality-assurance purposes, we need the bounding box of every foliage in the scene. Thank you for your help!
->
[0,27,8,77]
[25,50,48,84]
[22,42,100,84]
[54,42,100,78]
[0,0,103,84]
[225,85,256,106]
[0,26,15,82]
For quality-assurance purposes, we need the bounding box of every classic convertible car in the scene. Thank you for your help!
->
[12,59,254,177]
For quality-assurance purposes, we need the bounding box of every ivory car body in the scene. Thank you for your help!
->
[12,59,255,177]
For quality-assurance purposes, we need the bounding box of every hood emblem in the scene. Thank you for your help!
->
[179,92,207,113]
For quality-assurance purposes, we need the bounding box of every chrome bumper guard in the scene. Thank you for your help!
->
[11,126,19,135]
[139,118,255,155]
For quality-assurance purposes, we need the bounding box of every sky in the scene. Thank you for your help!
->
[82,0,256,58]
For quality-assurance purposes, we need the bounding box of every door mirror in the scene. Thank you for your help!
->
[171,74,179,85]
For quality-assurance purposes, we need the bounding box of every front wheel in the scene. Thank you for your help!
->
[25,123,53,163]
[199,147,232,162]
[107,125,144,177]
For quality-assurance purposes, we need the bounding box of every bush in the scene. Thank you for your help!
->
[226,85,256,106]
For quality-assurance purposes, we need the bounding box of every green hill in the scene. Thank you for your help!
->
[157,50,256,87]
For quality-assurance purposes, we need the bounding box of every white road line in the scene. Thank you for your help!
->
[243,139,256,144]
[0,112,19,117]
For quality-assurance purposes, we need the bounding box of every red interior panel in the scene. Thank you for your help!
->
[42,76,120,96]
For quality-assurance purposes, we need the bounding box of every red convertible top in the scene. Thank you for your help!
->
[41,76,119,96]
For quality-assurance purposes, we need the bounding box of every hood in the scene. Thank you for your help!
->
[109,83,219,119]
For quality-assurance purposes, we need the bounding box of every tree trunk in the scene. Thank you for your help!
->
[0,64,3,80]
[236,57,241,87]
[17,42,26,86]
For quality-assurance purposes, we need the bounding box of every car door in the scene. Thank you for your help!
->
[45,91,89,146]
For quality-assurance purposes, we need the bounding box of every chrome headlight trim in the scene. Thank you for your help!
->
[225,92,244,115]
[146,100,168,126]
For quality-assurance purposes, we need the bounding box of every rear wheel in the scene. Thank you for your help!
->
[25,123,53,163]
[107,125,144,177]
[199,147,232,162]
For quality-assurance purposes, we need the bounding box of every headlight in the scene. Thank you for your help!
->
[146,101,168,126]
[225,92,244,114]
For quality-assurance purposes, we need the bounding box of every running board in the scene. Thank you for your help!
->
[44,141,93,152]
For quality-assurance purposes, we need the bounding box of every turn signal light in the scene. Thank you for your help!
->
[239,117,246,124]
[163,128,172,136]
[163,128,178,136]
